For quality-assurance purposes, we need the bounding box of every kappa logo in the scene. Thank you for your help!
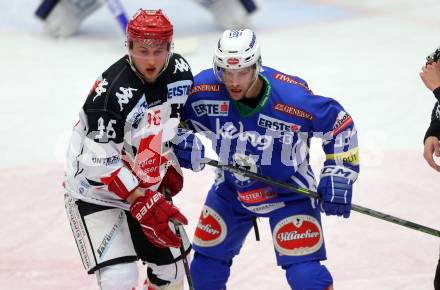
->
[91,78,108,101]
[173,58,190,74]
[258,114,301,133]
[273,215,323,256]
[116,86,137,111]
[192,100,229,117]
[193,206,227,247]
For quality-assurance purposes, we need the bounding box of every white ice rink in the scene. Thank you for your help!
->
[1,0,440,289]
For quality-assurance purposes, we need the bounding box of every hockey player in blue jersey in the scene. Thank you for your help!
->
[181,29,360,290]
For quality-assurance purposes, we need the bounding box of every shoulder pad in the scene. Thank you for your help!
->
[83,56,144,118]
[262,66,313,95]
[167,53,192,76]
[272,72,313,94]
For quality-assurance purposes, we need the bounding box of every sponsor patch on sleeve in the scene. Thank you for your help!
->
[326,147,359,165]
[273,102,314,120]
[332,111,353,136]
[274,73,313,94]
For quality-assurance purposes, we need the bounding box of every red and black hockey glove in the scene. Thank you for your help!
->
[129,189,188,248]
[157,166,183,197]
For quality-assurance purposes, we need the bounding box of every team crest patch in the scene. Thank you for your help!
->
[193,206,227,247]
[231,152,259,188]
[273,215,323,256]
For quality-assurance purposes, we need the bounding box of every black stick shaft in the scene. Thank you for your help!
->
[203,158,440,238]
[164,189,195,290]
[173,224,194,290]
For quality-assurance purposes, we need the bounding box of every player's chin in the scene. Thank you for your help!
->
[229,91,244,101]
[143,71,159,83]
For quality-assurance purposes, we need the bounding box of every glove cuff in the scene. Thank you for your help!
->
[320,165,358,182]
[102,167,139,200]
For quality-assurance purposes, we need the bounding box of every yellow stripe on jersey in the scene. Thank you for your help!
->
[326,148,359,165]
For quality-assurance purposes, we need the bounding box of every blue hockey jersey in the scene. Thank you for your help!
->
[183,66,359,213]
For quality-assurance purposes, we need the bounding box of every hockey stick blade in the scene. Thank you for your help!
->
[202,158,440,238]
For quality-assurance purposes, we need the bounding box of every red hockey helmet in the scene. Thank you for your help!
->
[127,9,173,48]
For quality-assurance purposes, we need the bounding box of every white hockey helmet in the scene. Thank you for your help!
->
[213,29,262,80]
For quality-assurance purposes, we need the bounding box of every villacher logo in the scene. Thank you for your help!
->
[193,206,227,247]
[273,215,323,256]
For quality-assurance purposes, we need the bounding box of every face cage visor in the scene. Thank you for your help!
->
[127,38,173,62]
[213,61,261,84]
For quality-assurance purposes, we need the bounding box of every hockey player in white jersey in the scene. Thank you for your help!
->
[64,9,203,290]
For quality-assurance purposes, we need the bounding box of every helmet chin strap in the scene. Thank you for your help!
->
[244,63,262,98]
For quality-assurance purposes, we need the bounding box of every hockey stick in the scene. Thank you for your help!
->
[202,158,440,238]
[104,0,128,33]
[164,189,195,290]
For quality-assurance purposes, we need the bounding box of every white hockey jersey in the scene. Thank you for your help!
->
[64,54,193,210]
